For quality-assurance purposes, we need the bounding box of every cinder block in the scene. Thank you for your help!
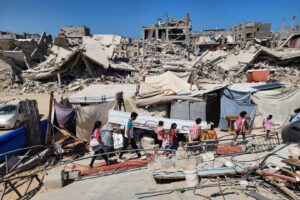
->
[44,168,65,189]
[65,170,81,180]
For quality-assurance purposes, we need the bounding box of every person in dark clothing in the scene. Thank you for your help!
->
[89,121,109,167]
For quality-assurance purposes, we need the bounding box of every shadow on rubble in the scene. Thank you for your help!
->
[1,176,44,200]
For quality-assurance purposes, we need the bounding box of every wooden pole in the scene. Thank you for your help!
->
[45,91,54,145]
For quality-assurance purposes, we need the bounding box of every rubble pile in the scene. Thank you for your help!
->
[1,25,300,94]
[196,42,300,85]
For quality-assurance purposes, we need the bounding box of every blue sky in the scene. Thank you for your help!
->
[0,0,300,38]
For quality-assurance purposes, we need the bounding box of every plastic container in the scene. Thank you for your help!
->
[113,132,123,149]
[101,130,113,147]
[184,170,199,187]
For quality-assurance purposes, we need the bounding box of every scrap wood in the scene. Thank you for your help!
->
[282,158,300,168]
[63,141,85,149]
[271,163,300,179]
[256,169,297,183]
[55,136,74,145]
[256,171,300,200]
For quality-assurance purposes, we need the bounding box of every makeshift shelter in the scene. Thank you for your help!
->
[170,101,206,121]
[76,101,115,140]
[54,101,76,134]
[252,87,300,128]
[218,87,256,130]
[69,84,136,104]
[139,71,196,97]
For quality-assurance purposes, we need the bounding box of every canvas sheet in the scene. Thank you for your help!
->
[218,87,256,130]
[252,87,300,128]
[76,101,115,140]
[139,71,196,97]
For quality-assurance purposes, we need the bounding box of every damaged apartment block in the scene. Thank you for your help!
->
[55,26,91,47]
[230,22,272,47]
[142,13,192,52]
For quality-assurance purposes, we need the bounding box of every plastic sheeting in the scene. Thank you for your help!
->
[76,101,115,140]
[54,101,76,134]
[69,84,136,104]
[252,88,300,128]
[218,87,256,130]
[139,71,196,97]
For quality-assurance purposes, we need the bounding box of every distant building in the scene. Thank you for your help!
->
[230,22,272,46]
[142,13,192,45]
[190,28,233,53]
[56,26,91,47]
[0,31,39,40]
[115,38,142,60]
[278,26,300,48]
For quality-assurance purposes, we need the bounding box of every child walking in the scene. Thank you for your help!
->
[162,123,177,150]
[263,115,273,138]
[189,118,202,142]
[234,111,248,141]
[155,121,165,148]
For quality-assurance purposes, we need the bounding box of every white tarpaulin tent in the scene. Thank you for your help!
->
[76,101,115,140]
[252,87,300,128]
[69,84,136,104]
[139,71,196,97]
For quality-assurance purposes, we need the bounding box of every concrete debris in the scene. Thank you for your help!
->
[0,19,300,96]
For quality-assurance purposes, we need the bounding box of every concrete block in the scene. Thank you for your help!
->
[174,159,188,169]
[44,168,65,189]
[65,170,81,180]
[147,159,175,170]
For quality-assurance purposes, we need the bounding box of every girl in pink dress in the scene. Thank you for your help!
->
[263,115,273,138]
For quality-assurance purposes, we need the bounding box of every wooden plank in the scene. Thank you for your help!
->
[271,163,300,179]
[282,159,300,168]
[45,91,54,145]
[256,169,297,183]
[256,171,300,200]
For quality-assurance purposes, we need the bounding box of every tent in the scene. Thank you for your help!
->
[75,101,115,140]
[252,87,300,128]
[139,71,196,97]
[69,84,136,104]
[218,87,256,130]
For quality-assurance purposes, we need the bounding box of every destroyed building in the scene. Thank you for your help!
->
[190,28,234,53]
[0,31,40,40]
[55,26,91,47]
[142,13,192,47]
[114,38,142,60]
[230,22,272,47]
[278,27,300,49]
